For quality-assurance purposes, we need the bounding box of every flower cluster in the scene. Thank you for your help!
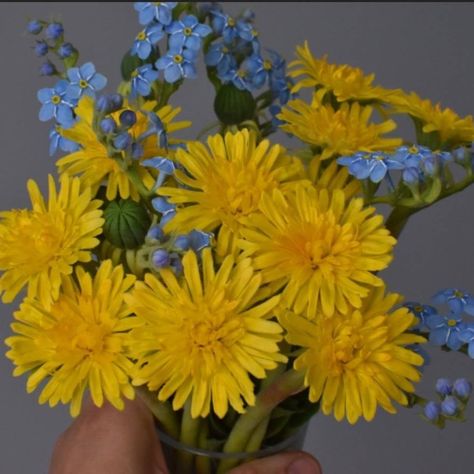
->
[3,6,474,466]
[423,378,472,428]
[405,288,474,356]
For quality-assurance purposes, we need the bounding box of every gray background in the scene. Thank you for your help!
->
[1,2,473,473]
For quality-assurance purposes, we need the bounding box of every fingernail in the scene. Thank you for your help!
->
[287,455,319,474]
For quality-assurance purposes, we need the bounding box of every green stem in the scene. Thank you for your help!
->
[216,369,305,474]
[241,362,288,455]
[177,400,202,473]
[137,387,180,440]
[384,205,417,239]
[244,416,270,452]
[195,419,211,474]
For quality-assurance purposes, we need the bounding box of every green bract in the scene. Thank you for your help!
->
[214,83,256,125]
[103,198,151,249]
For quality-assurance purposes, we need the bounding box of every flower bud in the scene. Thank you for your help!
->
[152,249,170,268]
[27,20,43,35]
[45,22,64,40]
[109,93,124,111]
[39,61,56,76]
[146,225,165,242]
[424,401,441,421]
[58,42,74,59]
[34,41,49,57]
[174,235,190,251]
[441,396,459,416]
[453,378,472,400]
[113,132,131,150]
[100,117,116,135]
[435,378,452,397]
[119,110,137,128]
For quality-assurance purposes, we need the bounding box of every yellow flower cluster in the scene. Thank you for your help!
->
[278,95,402,159]
[387,90,474,146]
[2,43,430,424]
[289,41,398,103]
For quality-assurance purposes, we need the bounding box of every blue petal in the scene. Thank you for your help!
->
[430,328,448,346]
[80,62,96,80]
[426,314,445,329]
[447,331,463,351]
[188,230,212,252]
[54,80,69,94]
[139,7,156,25]
[67,67,81,83]
[144,68,159,82]
[464,302,474,316]
[89,73,107,91]
[182,62,197,79]
[65,84,83,100]
[448,298,463,315]
[157,5,172,25]
[185,34,201,51]
[39,103,55,121]
[49,131,60,156]
[136,77,152,96]
[182,15,198,28]
[183,48,198,61]
[149,28,164,44]
[60,137,79,153]
[155,56,172,70]
[160,210,176,226]
[137,42,152,60]
[205,47,222,66]
[370,162,387,183]
[469,342,474,359]
[164,63,182,83]
[134,2,148,12]
[152,197,175,214]
[169,33,186,50]
[37,88,53,103]
[166,21,183,35]
[195,23,212,37]
[56,105,74,127]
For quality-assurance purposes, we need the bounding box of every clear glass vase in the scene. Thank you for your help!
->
[157,423,309,474]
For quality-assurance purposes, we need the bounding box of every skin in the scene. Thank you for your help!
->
[49,398,322,474]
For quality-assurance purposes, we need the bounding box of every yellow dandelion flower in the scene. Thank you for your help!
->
[0,174,104,309]
[278,95,402,159]
[57,96,191,201]
[5,260,137,417]
[289,41,398,103]
[125,249,286,419]
[387,90,474,145]
[281,285,426,424]
[158,129,304,256]
[239,187,396,319]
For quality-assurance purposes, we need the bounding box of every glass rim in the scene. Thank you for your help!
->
[156,423,308,460]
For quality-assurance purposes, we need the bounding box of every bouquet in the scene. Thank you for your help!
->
[3,3,474,473]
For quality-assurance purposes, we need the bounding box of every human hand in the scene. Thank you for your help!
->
[49,398,322,474]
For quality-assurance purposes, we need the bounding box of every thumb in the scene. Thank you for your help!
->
[229,451,322,474]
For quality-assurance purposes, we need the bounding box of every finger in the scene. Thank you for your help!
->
[49,397,169,474]
[228,450,322,474]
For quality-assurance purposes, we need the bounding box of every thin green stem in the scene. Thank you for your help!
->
[244,416,270,452]
[177,400,202,473]
[195,419,211,474]
[216,369,305,474]
[137,387,180,440]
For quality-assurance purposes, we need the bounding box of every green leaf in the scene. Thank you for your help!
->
[121,50,142,81]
